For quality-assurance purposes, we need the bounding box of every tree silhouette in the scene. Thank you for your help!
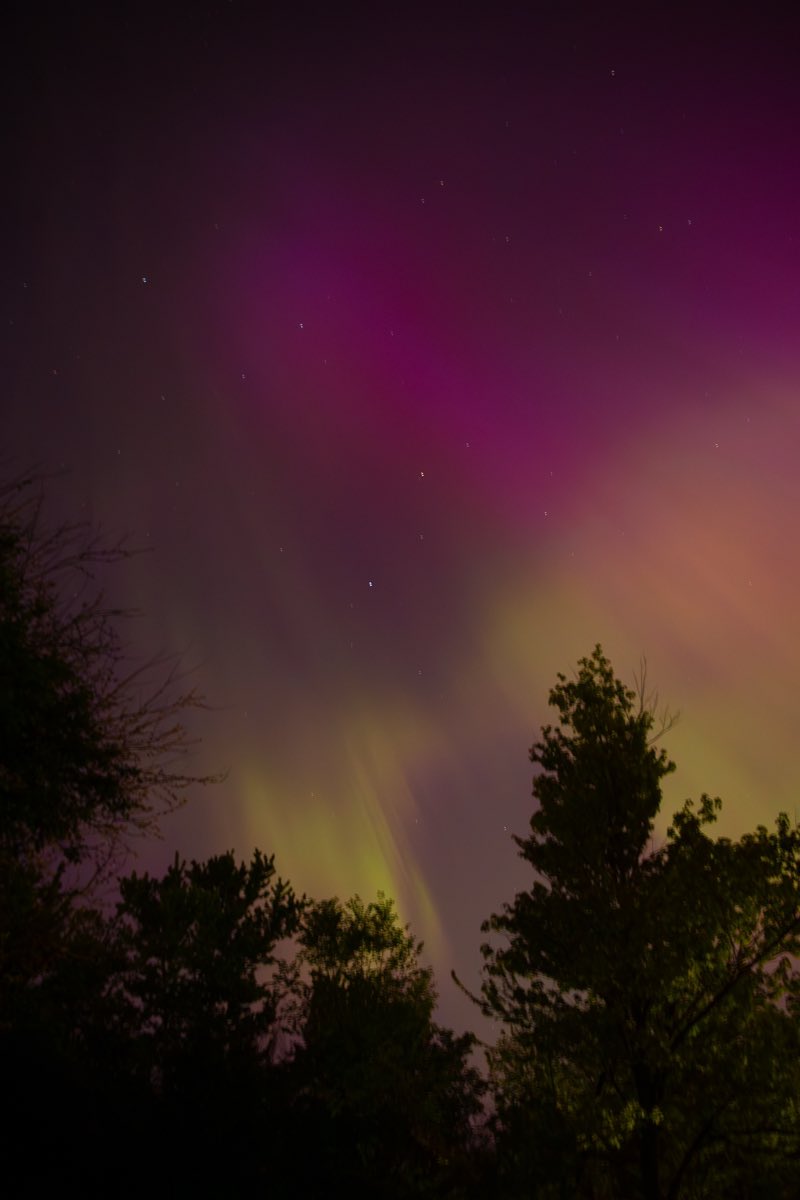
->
[113,849,302,1080]
[289,894,485,1198]
[0,473,222,1191]
[0,472,215,879]
[100,850,304,1190]
[480,646,800,1199]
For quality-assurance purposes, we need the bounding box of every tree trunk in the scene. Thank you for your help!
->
[640,1117,660,1200]
[633,1061,662,1200]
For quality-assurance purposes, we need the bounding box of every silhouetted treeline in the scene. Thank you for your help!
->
[4,476,800,1198]
[3,853,486,1197]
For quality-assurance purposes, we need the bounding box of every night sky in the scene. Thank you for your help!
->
[5,5,800,1032]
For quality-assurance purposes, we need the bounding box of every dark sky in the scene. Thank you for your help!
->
[5,4,800,1032]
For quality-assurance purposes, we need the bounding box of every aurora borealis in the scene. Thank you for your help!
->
[5,6,800,1031]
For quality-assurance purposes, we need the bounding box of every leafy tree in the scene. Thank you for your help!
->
[0,472,214,876]
[101,850,303,1191]
[480,646,800,1199]
[0,470,220,1032]
[4,848,304,1193]
[0,473,223,1189]
[289,893,485,1198]
[112,848,303,1083]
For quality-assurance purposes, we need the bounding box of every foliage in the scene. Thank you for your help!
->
[290,893,485,1198]
[22,459,800,1195]
[3,849,305,1194]
[0,469,225,1114]
[0,472,214,875]
[113,848,303,1084]
[85,849,304,1190]
[481,646,800,1199]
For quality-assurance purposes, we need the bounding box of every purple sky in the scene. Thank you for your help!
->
[5,5,800,1032]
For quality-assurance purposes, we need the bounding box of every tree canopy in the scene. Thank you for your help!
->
[480,645,800,1199]
[290,894,485,1198]
[114,849,303,1081]
[8,469,800,1198]
[0,473,212,876]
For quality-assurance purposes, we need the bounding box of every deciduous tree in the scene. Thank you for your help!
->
[113,849,302,1078]
[0,472,214,878]
[101,850,304,1190]
[0,473,224,1189]
[290,894,485,1198]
